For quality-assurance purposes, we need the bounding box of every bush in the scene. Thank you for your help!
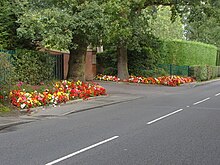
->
[130,68,168,77]
[216,49,220,66]
[96,50,117,74]
[0,103,10,112]
[11,49,55,85]
[128,46,163,75]
[0,53,16,85]
[162,40,217,66]
[189,65,220,81]
[0,53,16,104]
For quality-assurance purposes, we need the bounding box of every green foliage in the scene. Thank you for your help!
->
[0,53,15,105]
[17,0,105,50]
[216,50,220,66]
[97,39,164,77]
[0,103,10,112]
[0,1,18,49]
[185,0,220,48]
[131,68,168,77]
[0,0,36,49]
[11,49,55,85]
[189,65,220,81]
[162,40,217,66]
[0,53,15,86]
[96,50,117,75]
[149,6,184,40]
[128,43,163,75]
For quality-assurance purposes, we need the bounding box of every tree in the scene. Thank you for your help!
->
[149,6,184,40]
[184,0,220,47]
[102,1,158,79]
[0,1,19,49]
[17,0,209,81]
[17,0,105,81]
[0,0,37,49]
[102,0,208,79]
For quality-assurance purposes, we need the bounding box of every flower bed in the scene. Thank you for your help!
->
[96,75,195,87]
[9,80,106,110]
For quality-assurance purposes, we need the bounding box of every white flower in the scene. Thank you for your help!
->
[21,103,26,109]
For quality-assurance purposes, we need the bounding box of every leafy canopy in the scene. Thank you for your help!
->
[17,0,105,50]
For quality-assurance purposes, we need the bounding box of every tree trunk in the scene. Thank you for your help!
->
[67,40,87,81]
[117,43,129,80]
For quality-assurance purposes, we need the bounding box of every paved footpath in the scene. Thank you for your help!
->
[1,78,219,130]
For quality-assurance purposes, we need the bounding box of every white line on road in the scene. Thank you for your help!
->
[45,136,119,165]
[193,97,210,105]
[147,109,183,125]
[215,93,220,96]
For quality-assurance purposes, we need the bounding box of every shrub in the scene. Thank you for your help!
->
[0,103,10,112]
[0,53,16,85]
[0,53,16,104]
[162,40,217,66]
[96,50,117,74]
[216,49,220,66]
[11,49,55,85]
[189,65,220,81]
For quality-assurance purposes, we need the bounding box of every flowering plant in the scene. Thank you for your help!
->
[10,80,106,110]
[96,74,194,87]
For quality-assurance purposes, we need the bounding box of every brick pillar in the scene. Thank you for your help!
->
[85,49,96,80]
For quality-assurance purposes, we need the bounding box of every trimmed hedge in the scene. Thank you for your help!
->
[216,49,220,66]
[189,65,220,81]
[11,49,55,84]
[162,40,217,66]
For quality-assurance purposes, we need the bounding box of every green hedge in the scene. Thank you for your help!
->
[0,53,15,85]
[11,49,55,84]
[216,49,220,66]
[0,53,15,103]
[162,40,217,66]
[189,65,220,81]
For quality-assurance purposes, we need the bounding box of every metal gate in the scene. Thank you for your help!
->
[53,54,64,80]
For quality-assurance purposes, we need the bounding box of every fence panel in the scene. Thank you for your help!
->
[158,64,189,76]
[1,50,65,85]
[0,50,13,85]
[51,54,64,80]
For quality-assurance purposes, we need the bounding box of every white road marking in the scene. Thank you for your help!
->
[45,136,119,165]
[147,109,183,125]
[186,106,190,108]
[193,97,210,105]
[215,93,220,96]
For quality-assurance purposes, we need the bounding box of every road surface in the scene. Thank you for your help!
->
[0,81,220,165]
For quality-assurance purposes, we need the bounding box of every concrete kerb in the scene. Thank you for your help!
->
[19,95,109,115]
[191,78,220,87]
[96,78,220,88]
[0,95,110,130]
[18,79,220,116]
[60,96,144,116]
[2,78,219,130]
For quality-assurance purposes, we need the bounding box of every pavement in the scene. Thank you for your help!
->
[0,78,219,131]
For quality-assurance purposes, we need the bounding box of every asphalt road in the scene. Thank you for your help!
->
[0,81,220,165]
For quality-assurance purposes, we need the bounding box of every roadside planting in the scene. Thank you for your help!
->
[96,75,195,87]
[9,80,106,110]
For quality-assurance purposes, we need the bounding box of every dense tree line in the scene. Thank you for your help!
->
[0,0,215,81]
